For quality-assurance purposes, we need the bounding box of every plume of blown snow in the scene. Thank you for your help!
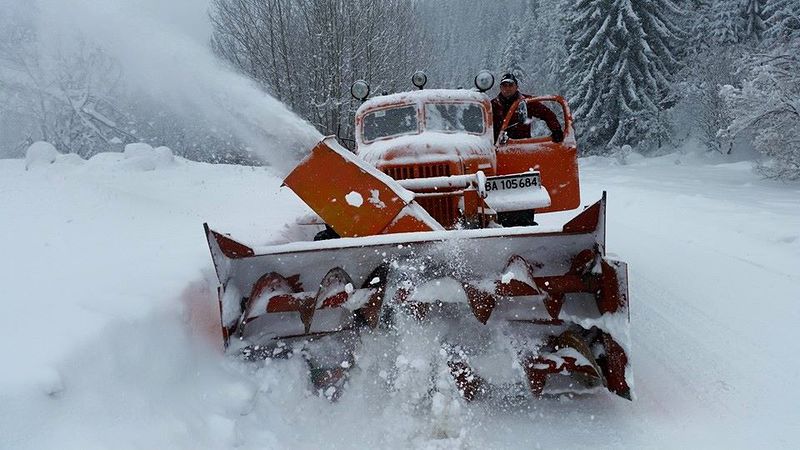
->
[33,0,321,170]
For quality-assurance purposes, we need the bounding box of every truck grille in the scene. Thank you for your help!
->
[416,196,458,227]
[384,164,451,180]
[383,163,458,227]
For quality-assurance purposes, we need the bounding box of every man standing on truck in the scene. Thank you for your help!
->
[491,73,564,143]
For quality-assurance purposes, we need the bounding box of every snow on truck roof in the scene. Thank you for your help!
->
[356,89,490,115]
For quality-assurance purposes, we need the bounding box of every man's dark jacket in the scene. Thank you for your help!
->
[491,91,562,142]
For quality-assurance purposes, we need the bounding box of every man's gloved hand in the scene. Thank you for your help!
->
[551,129,564,143]
[498,131,509,145]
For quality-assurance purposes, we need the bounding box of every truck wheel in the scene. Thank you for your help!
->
[498,210,537,227]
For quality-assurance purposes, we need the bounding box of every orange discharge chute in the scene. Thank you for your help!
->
[283,137,440,237]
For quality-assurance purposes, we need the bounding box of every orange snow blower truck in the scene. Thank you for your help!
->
[203,71,632,401]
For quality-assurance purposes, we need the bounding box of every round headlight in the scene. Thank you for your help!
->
[474,70,494,92]
[411,71,427,89]
[351,80,370,101]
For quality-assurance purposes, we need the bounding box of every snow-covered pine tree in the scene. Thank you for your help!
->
[688,0,714,55]
[500,20,527,82]
[563,0,683,152]
[739,0,768,43]
[523,0,569,95]
[764,0,800,43]
[710,0,741,46]
[519,0,540,90]
[481,47,495,76]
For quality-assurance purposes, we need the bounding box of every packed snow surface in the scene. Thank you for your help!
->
[1,149,799,449]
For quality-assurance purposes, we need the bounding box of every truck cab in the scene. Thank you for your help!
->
[349,74,580,228]
[354,89,496,227]
[355,89,496,178]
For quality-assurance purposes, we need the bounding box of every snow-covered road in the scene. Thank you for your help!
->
[580,157,800,448]
[1,149,798,449]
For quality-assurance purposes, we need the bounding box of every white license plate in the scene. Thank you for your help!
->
[484,173,540,191]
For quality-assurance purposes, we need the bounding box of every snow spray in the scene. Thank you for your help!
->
[33,0,321,169]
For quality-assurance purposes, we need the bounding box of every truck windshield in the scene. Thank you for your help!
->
[424,102,484,134]
[362,105,419,142]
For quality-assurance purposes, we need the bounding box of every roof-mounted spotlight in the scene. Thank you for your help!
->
[474,70,494,92]
[412,71,428,90]
[351,80,370,101]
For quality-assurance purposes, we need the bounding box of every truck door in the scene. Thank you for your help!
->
[494,96,580,213]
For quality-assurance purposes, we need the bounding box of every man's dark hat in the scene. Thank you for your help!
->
[500,73,518,85]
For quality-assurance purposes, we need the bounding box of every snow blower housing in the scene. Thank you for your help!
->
[203,73,633,401]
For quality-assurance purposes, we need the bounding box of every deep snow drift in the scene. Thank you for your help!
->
[1,145,798,449]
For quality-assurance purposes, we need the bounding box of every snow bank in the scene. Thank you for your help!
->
[613,145,645,165]
[55,153,85,166]
[121,142,176,171]
[23,141,180,172]
[24,141,59,170]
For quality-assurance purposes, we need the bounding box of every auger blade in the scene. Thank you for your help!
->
[201,193,633,400]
